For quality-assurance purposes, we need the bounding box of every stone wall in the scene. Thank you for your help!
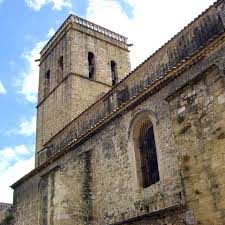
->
[70,28,130,85]
[36,29,73,153]
[36,74,111,155]
[13,1,225,225]
[0,203,12,224]
[14,37,225,224]
[35,0,225,166]
[13,174,40,225]
[36,20,130,155]
[168,66,225,225]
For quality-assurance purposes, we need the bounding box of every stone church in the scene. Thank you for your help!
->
[10,0,225,224]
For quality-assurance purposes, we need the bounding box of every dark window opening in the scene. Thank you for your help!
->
[111,60,118,85]
[44,70,50,96]
[58,56,63,82]
[139,120,159,188]
[88,52,95,79]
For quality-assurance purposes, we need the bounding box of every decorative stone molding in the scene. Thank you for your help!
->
[41,14,128,56]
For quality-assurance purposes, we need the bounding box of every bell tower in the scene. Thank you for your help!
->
[35,15,131,165]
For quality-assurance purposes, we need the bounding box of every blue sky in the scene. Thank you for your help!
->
[0,0,215,203]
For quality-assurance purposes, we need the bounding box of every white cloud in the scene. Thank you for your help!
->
[51,0,72,10]
[16,27,55,103]
[6,115,36,137]
[0,145,32,161]
[25,0,72,11]
[14,145,31,155]
[18,115,36,136]
[0,148,16,159]
[87,0,130,39]
[0,145,34,203]
[47,27,55,38]
[0,156,34,203]
[86,0,215,69]
[0,80,6,94]
[17,41,45,103]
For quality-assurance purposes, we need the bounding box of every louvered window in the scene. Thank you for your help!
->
[44,70,50,97]
[139,120,159,188]
[111,60,118,85]
[58,56,63,82]
[88,52,95,79]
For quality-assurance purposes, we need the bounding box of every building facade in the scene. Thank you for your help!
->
[12,1,225,225]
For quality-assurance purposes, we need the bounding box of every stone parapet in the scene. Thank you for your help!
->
[40,14,128,57]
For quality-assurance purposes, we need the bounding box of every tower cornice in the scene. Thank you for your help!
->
[40,14,128,56]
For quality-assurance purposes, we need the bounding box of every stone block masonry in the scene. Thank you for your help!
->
[0,203,13,224]
[11,0,225,225]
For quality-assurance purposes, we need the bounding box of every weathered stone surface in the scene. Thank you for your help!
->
[36,17,131,157]
[35,0,225,166]
[0,203,13,224]
[168,66,225,225]
[12,1,225,225]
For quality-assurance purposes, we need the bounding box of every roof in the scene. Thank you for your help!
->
[40,14,128,56]
[12,0,225,188]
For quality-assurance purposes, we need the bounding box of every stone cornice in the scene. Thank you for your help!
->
[36,72,111,108]
[110,204,185,225]
[40,14,128,56]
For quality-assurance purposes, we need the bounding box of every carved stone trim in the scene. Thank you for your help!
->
[41,14,128,56]
[110,204,185,225]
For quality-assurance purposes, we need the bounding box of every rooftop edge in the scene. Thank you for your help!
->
[40,14,128,56]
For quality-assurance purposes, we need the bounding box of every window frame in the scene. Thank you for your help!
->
[138,120,160,188]
[57,56,64,83]
[44,70,51,96]
[111,60,118,85]
[88,52,95,79]
[128,110,161,189]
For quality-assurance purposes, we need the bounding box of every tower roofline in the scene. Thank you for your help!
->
[40,14,128,56]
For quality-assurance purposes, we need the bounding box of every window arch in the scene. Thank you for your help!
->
[111,60,118,85]
[57,56,63,82]
[88,52,95,79]
[129,111,160,188]
[44,70,50,96]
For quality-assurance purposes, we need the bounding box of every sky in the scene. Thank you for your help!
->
[0,0,216,203]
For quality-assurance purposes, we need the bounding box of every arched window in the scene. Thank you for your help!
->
[111,60,118,86]
[129,112,160,189]
[138,120,159,188]
[44,70,50,96]
[88,52,95,79]
[57,56,63,82]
